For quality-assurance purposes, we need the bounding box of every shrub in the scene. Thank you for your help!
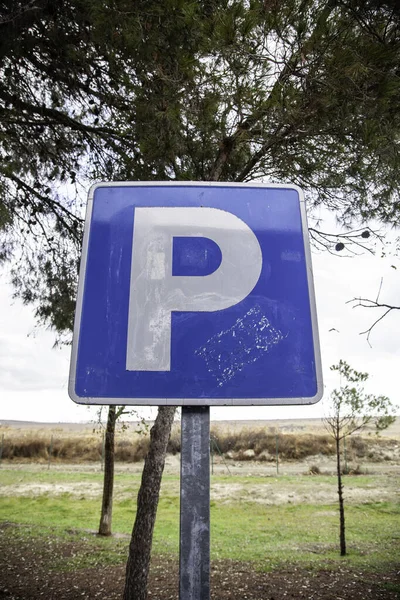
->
[167,428,181,455]
[115,439,136,462]
[350,436,368,458]
[309,464,321,475]
[131,437,150,462]
[348,464,366,475]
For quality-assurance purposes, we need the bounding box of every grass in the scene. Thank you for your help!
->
[1,467,399,573]
[211,501,400,568]
[0,467,386,488]
[0,468,139,486]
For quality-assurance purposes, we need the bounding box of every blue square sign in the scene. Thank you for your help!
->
[69,182,322,406]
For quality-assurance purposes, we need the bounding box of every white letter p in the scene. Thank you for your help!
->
[126,207,262,371]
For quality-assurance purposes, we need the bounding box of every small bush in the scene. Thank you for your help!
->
[114,437,152,462]
[167,428,181,455]
[131,437,150,462]
[309,464,321,475]
[348,464,366,475]
[350,436,368,458]
[115,439,136,462]
[233,449,256,461]
[10,439,48,459]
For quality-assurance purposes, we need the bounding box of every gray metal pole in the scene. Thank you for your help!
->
[180,406,210,600]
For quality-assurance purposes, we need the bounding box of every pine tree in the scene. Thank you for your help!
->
[1,2,400,596]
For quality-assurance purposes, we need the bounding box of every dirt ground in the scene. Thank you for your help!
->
[0,522,399,600]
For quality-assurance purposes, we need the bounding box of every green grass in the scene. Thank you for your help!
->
[210,501,400,567]
[0,468,141,486]
[381,582,400,594]
[0,495,135,532]
[1,467,399,573]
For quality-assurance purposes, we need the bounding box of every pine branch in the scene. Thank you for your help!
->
[208,1,336,181]
[2,172,83,243]
[0,88,125,141]
[0,0,44,28]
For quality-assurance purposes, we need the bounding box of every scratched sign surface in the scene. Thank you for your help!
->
[69,183,322,406]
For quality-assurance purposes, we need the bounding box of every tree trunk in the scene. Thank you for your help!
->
[98,405,117,536]
[123,406,176,600]
[336,436,346,556]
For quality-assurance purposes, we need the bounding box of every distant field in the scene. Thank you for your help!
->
[2,416,399,436]
[216,417,400,437]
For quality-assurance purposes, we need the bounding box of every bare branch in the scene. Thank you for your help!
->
[376,277,383,304]
[348,288,400,345]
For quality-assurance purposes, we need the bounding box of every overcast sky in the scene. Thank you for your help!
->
[1,210,399,424]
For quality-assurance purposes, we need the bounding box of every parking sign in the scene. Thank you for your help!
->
[69,182,322,406]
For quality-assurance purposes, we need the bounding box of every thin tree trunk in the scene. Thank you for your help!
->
[123,406,176,600]
[98,405,117,536]
[336,436,346,556]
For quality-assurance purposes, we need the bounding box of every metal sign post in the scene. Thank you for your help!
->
[69,181,323,600]
[180,406,210,600]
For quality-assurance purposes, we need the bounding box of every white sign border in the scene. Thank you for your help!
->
[69,181,323,407]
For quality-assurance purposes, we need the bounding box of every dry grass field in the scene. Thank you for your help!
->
[0,417,399,469]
